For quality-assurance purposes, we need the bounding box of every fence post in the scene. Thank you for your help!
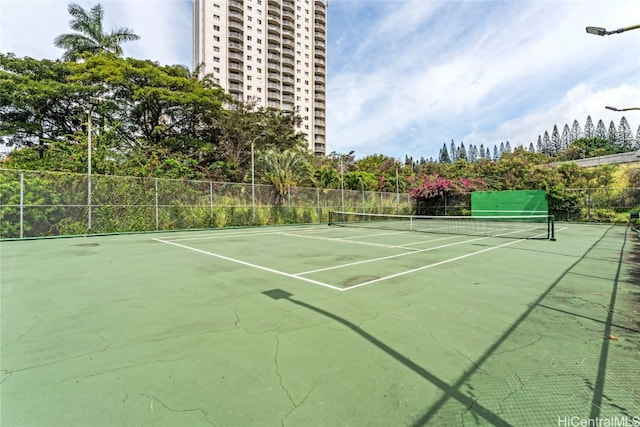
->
[19,171,24,239]
[317,187,321,223]
[87,172,92,231]
[210,181,214,227]
[155,178,159,230]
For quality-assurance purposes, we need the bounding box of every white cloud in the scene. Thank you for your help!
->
[326,0,640,159]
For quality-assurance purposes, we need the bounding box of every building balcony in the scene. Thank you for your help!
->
[268,72,281,81]
[268,24,281,36]
[282,18,294,31]
[282,84,294,94]
[228,72,243,82]
[229,31,243,42]
[228,10,243,21]
[267,62,281,71]
[229,21,243,32]
[229,0,243,12]
[282,10,294,20]
[228,41,243,52]
[282,0,294,12]
[282,38,294,50]
[281,64,294,76]
[282,47,294,57]
[268,5,280,16]
[268,42,280,51]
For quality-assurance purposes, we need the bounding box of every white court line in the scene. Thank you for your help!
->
[342,237,525,291]
[339,230,409,240]
[163,225,325,242]
[294,235,491,275]
[152,237,343,291]
[279,232,421,250]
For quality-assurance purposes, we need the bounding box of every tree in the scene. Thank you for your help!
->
[607,121,618,146]
[551,125,561,155]
[542,131,551,156]
[54,3,140,61]
[457,141,467,161]
[258,149,311,204]
[561,124,571,151]
[618,116,633,150]
[584,116,595,138]
[595,120,607,139]
[570,119,582,142]
[439,143,450,163]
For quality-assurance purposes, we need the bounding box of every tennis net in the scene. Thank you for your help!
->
[328,211,555,240]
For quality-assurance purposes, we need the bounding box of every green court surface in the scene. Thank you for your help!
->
[1,222,639,426]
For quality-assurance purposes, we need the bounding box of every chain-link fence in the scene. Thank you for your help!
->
[2,169,638,239]
[0,169,415,239]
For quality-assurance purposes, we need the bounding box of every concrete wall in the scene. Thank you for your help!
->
[550,150,640,167]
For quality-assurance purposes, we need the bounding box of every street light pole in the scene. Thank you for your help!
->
[251,139,256,222]
[250,133,264,222]
[586,24,640,36]
[605,106,640,112]
[340,150,355,212]
[87,107,93,231]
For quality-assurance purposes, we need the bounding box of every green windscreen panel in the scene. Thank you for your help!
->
[471,190,548,216]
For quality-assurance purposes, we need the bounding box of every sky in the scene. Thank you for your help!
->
[1,0,639,161]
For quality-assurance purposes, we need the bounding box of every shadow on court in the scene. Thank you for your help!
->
[263,225,640,426]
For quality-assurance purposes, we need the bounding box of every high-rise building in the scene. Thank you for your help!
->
[193,0,327,155]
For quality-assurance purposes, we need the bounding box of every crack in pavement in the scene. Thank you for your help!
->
[139,393,217,426]
[14,317,42,343]
[493,334,543,355]
[273,334,317,427]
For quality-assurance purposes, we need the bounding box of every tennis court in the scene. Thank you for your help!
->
[1,218,639,426]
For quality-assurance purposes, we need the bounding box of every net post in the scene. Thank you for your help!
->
[328,210,333,226]
[549,215,556,241]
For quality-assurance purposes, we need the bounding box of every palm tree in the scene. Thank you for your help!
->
[259,149,311,204]
[54,3,140,61]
